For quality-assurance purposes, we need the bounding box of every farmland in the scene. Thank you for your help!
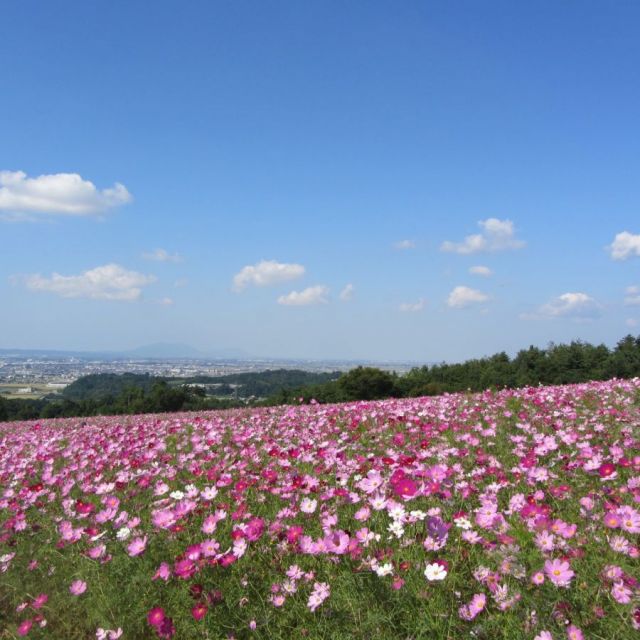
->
[1,379,639,639]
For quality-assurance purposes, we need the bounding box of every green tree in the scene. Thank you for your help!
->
[336,367,398,401]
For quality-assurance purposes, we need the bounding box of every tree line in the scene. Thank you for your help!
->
[266,335,640,403]
[1,335,640,422]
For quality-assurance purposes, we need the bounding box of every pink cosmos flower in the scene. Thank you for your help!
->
[127,535,147,557]
[286,564,304,580]
[17,619,33,636]
[459,593,486,621]
[544,559,574,587]
[323,530,350,554]
[201,515,217,534]
[354,506,371,521]
[152,562,171,581]
[201,538,219,557]
[174,558,196,579]
[531,571,545,585]
[87,544,106,559]
[618,507,640,534]
[307,582,330,612]
[69,580,87,596]
[566,625,584,640]
[270,594,285,607]
[32,593,48,609]
[151,509,176,529]
[612,581,632,604]
[604,512,621,528]
[534,632,553,640]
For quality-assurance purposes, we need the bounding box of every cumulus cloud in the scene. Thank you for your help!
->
[339,283,355,301]
[608,231,640,261]
[441,218,524,254]
[538,292,602,319]
[399,298,426,312]
[277,285,329,306]
[143,248,183,263]
[232,260,305,291]
[624,285,640,306]
[17,264,155,301]
[0,170,131,219]
[626,318,638,328]
[447,286,490,308]
[157,297,175,306]
[393,239,415,250]
[469,265,493,277]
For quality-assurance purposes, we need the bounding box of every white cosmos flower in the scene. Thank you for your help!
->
[116,527,131,541]
[454,517,473,530]
[374,562,394,577]
[424,563,447,581]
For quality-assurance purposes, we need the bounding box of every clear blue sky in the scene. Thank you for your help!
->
[1,1,639,361]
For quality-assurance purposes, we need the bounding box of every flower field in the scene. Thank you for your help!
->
[1,380,640,639]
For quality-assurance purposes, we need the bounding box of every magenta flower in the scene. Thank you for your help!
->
[17,619,33,636]
[147,607,165,627]
[32,593,48,609]
[544,559,574,587]
[191,602,208,621]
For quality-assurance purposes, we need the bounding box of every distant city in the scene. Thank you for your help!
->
[0,346,419,400]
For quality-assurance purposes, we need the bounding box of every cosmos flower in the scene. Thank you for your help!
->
[69,580,87,596]
[544,559,574,587]
[424,563,447,581]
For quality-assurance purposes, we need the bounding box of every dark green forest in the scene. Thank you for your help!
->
[1,335,640,422]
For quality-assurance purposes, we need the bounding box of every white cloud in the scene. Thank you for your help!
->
[339,283,355,301]
[277,285,329,306]
[157,297,174,306]
[232,260,305,291]
[608,231,640,261]
[18,264,155,301]
[174,278,189,288]
[538,292,602,319]
[626,318,638,328]
[469,265,493,277]
[0,170,131,219]
[441,218,524,254]
[399,298,426,312]
[143,248,183,263]
[393,239,415,250]
[624,285,640,306]
[447,286,490,308]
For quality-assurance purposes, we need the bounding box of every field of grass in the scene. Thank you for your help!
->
[1,379,639,639]
[0,384,57,401]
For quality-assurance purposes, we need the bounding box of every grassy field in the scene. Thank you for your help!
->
[0,383,56,400]
[1,379,639,639]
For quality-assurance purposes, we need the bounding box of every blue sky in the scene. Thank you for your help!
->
[1,1,639,361]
